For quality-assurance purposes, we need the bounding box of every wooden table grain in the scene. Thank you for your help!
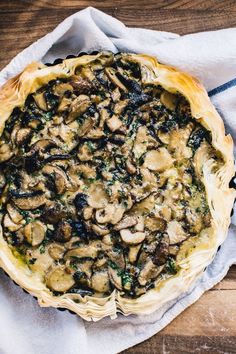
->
[0,1,236,353]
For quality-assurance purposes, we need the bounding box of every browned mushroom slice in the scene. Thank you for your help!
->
[48,243,65,260]
[91,271,110,293]
[111,87,121,102]
[54,220,72,243]
[144,148,173,172]
[144,216,166,232]
[12,191,47,210]
[98,108,110,128]
[114,216,137,231]
[106,115,123,132]
[166,220,188,245]
[126,159,136,174]
[30,139,57,154]
[46,265,75,292]
[42,165,68,194]
[65,245,98,259]
[186,208,203,233]
[108,267,123,290]
[138,259,164,286]
[83,207,93,220]
[0,143,13,162]
[120,229,146,245]
[3,213,23,232]
[41,202,67,224]
[132,194,156,215]
[24,220,46,246]
[128,244,142,263]
[33,92,48,111]
[15,127,32,146]
[108,249,125,269]
[152,234,169,266]
[91,223,110,236]
[105,68,128,92]
[87,183,109,209]
[78,143,93,162]
[6,203,24,224]
[66,95,91,123]
[95,204,125,225]
[57,97,72,112]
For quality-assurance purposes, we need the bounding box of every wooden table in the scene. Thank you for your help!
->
[0,1,235,353]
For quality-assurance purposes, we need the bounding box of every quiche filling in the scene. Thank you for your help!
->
[0,53,220,298]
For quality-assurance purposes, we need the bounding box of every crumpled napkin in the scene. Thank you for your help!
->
[0,7,235,354]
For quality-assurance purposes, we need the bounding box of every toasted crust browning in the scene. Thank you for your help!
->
[0,52,235,321]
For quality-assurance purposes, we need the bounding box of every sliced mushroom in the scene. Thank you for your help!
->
[102,234,113,246]
[106,115,123,132]
[78,144,93,161]
[57,97,72,112]
[6,203,24,224]
[30,139,57,154]
[0,143,13,162]
[41,202,67,224]
[53,82,73,96]
[24,220,46,246]
[144,216,166,232]
[169,125,193,160]
[186,208,203,233]
[134,126,158,157]
[120,229,146,245]
[74,260,94,280]
[91,223,110,236]
[95,203,125,225]
[111,87,121,102]
[65,245,98,259]
[3,213,22,231]
[129,244,142,263]
[46,265,75,292]
[108,249,125,269]
[66,95,91,123]
[152,234,169,266]
[99,108,110,128]
[87,183,109,209]
[54,220,72,243]
[138,259,164,286]
[48,243,65,260]
[132,194,155,215]
[83,207,93,220]
[15,128,32,146]
[114,215,137,231]
[105,68,128,92]
[144,148,173,172]
[108,266,123,290]
[135,216,145,232]
[126,159,136,174]
[86,128,105,139]
[169,245,179,256]
[42,164,68,194]
[91,271,110,293]
[33,92,48,111]
[12,191,46,210]
[167,220,188,245]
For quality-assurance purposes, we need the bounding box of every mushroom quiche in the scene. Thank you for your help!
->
[0,52,234,321]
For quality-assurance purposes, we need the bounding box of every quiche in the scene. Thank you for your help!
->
[0,52,234,321]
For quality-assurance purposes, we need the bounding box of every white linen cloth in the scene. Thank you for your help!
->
[0,7,235,354]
